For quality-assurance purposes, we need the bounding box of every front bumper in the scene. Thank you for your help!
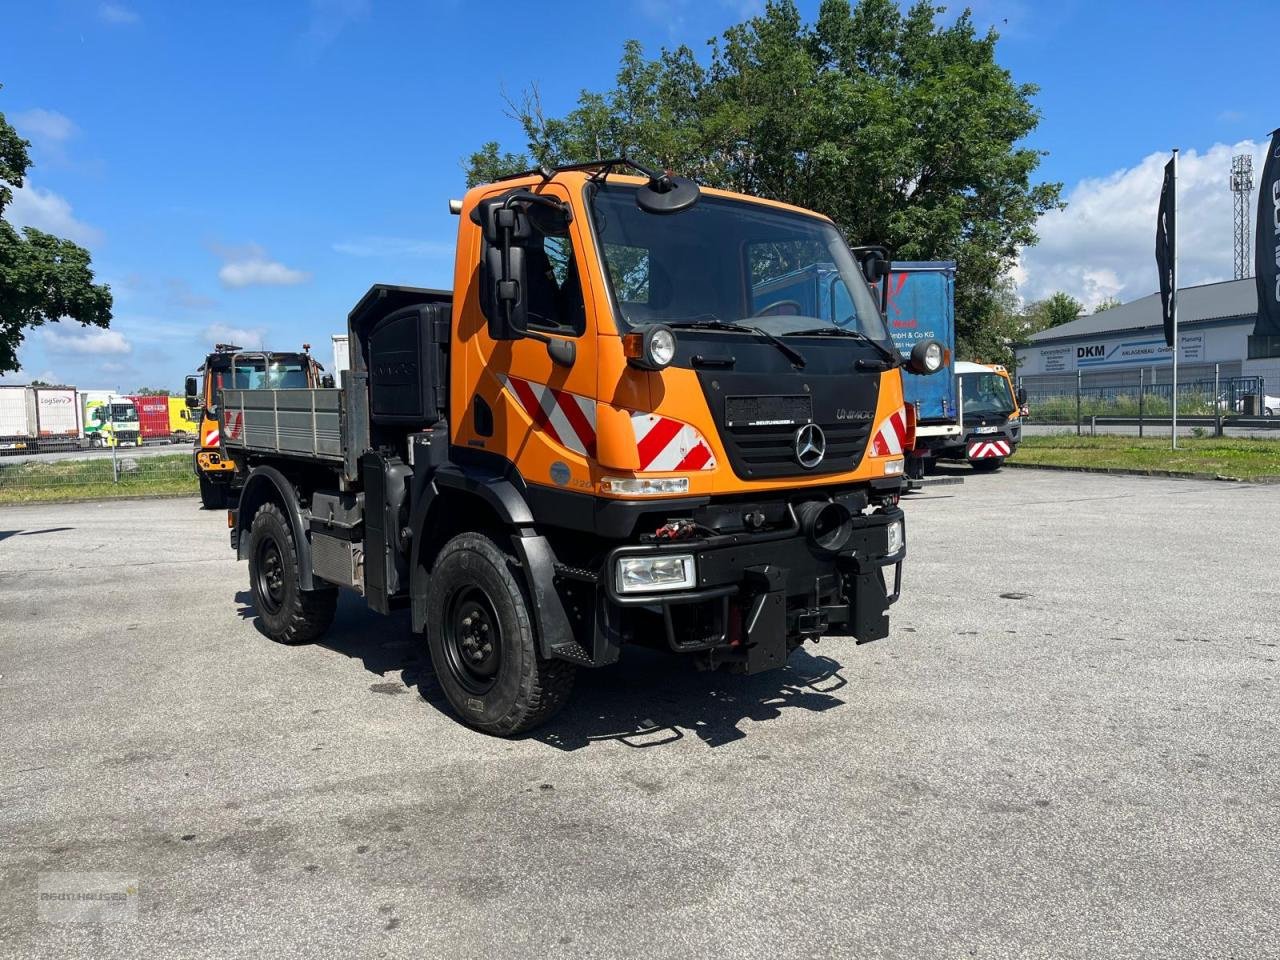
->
[565,505,906,673]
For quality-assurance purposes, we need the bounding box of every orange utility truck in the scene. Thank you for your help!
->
[218,161,944,734]
[185,345,327,508]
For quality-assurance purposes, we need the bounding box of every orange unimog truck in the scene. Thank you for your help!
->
[218,161,944,735]
[185,345,327,508]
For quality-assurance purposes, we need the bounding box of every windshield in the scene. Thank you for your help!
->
[589,184,892,348]
[960,373,1016,416]
[109,404,138,422]
[208,355,310,412]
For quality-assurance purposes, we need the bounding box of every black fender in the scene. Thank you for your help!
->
[235,465,317,591]
[408,462,574,659]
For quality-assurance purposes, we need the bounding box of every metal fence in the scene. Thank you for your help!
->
[0,448,198,506]
[1019,368,1276,434]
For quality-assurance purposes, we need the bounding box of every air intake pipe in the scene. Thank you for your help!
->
[794,499,855,555]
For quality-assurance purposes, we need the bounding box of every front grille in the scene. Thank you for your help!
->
[724,420,874,479]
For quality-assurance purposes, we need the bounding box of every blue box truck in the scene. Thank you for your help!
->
[886,262,1023,477]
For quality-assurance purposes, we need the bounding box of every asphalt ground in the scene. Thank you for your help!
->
[1,470,1276,959]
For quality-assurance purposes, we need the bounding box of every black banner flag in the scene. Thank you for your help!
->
[1254,129,1280,339]
[1154,156,1176,347]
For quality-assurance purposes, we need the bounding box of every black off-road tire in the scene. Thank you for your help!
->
[199,475,227,509]
[248,502,336,644]
[424,533,575,736]
[970,457,1004,473]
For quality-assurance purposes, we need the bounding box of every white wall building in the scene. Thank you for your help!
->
[1014,278,1278,399]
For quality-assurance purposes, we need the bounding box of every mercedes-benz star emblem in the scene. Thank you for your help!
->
[794,423,826,469]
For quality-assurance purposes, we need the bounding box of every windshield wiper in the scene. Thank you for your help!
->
[790,325,901,366]
[665,317,807,369]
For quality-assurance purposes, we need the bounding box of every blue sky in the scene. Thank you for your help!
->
[1,0,1275,389]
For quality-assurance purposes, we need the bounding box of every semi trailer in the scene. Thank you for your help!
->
[218,162,943,735]
[0,385,82,451]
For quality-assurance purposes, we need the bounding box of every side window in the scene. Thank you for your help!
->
[525,232,587,336]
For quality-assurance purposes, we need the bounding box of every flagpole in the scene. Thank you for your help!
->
[1171,147,1179,452]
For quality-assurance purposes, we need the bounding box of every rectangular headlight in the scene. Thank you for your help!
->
[886,520,904,555]
[601,476,689,496]
[883,458,905,476]
[615,554,696,594]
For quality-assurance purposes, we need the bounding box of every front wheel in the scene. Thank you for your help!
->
[247,502,336,644]
[970,457,1005,473]
[199,475,227,509]
[424,533,575,736]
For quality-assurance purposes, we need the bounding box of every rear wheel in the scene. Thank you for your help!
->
[247,502,336,644]
[199,475,227,509]
[424,533,575,736]
[970,457,1004,473]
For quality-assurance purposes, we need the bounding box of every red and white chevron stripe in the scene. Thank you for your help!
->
[967,439,1011,459]
[503,375,597,457]
[630,413,717,472]
[870,407,909,457]
[202,425,220,447]
[224,410,244,442]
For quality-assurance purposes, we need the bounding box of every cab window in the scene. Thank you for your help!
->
[524,232,587,336]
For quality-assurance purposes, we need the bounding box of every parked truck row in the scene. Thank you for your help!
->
[211,161,946,735]
[0,386,197,453]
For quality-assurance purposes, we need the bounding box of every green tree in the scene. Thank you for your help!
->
[1092,296,1122,313]
[134,386,171,396]
[464,0,1062,351]
[1026,291,1084,332]
[0,86,112,375]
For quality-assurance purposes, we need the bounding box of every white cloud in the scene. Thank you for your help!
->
[4,183,102,245]
[214,244,310,289]
[204,323,265,350]
[1016,139,1268,310]
[332,236,454,258]
[99,3,140,24]
[42,326,132,356]
[12,109,77,146]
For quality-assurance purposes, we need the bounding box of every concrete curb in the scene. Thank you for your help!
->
[1005,460,1280,484]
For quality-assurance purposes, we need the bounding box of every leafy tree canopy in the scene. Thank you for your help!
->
[1026,290,1084,332]
[0,84,112,375]
[465,0,1062,359]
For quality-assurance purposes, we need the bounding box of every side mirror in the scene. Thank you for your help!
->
[1016,386,1028,405]
[861,254,890,285]
[185,376,199,408]
[321,374,335,389]
[473,193,566,342]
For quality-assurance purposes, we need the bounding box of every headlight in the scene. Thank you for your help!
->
[601,476,689,496]
[625,324,678,371]
[908,339,945,375]
[885,520,904,555]
[615,554,697,594]
[883,458,905,476]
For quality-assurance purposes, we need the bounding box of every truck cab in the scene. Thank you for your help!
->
[81,393,141,448]
[220,163,943,735]
[185,347,325,508]
[953,360,1022,470]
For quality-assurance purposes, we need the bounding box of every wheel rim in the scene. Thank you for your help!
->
[442,587,502,695]
[255,537,286,615]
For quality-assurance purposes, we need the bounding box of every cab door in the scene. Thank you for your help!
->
[455,182,600,496]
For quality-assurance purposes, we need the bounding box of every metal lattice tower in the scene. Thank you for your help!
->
[1230,153,1254,280]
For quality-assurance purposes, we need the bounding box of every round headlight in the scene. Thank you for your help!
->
[908,338,946,376]
[647,326,677,368]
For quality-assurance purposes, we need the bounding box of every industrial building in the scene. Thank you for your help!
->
[1014,277,1279,409]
